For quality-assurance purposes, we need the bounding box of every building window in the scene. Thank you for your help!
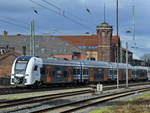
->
[78,46,86,49]
[40,48,45,54]
[52,49,57,53]
[102,32,105,38]
[90,57,96,61]
[88,46,91,49]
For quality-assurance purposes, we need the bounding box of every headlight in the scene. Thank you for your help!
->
[14,78,20,84]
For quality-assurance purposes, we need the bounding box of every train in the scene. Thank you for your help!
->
[10,55,150,87]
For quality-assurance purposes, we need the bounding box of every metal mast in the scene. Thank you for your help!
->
[116,0,119,89]
[132,5,136,47]
[30,20,35,56]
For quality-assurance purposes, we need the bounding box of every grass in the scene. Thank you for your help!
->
[89,92,150,113]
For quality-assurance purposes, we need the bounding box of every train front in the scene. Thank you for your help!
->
[10,56,34,86]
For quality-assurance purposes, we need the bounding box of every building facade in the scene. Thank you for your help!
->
[57,22,120,62]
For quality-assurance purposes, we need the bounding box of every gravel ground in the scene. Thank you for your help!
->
[76,90,150,113]
[0,87,91,102]
[1,93,93,113]
[1,85,150,113]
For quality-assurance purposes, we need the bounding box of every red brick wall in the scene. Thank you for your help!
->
[0,66,12,77]
[0,52,19,77]
[97,29,113,62]
[54,55,72,60]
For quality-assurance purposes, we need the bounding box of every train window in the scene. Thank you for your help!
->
[34,65,38,71]
[73,69,80,75]
[108,69,117,75]
[64,71,68,77]
[98,68,103,73]
[73,69,76,75]
[77,69,81,74]
[56,70,62,75]
[40,67,46,75]
[83,69,89,75]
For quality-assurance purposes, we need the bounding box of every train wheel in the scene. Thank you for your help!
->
[33,81,42,88]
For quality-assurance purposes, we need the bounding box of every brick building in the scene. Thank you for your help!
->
[0,48,19,77]
[57,22,120,62]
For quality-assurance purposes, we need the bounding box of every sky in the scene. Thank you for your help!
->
[0,0,150,58]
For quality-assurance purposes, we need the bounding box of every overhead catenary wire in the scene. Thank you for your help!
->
[29,0,93,31]
[0,19,29,30]
[41,0,85,22]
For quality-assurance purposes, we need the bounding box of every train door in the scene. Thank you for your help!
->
[93,68,104,82]
[51,66,68,83]
[147,69,150,81]
[40,65,47,83]
[32,65,41,82]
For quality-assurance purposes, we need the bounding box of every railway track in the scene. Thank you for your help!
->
[30,87,150,113]
[0,89,91,109]
[0,85,87,95]
[0,83,150,113]
[0,81,149,95]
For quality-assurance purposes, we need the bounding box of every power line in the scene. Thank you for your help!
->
[41,0,85,22]
[0,19,28,30]
[4,14,62,34]
[29,0,93,31]
[41,0,61,12]
[30,0,60,15]
[42,0,97,29]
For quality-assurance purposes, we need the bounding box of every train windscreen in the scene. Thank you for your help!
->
[15,60,28,74]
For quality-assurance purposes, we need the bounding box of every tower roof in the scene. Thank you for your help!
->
[96,22,112,30]
[100,22,110,27]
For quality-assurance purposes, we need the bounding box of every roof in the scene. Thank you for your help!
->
[133,54,141,60]
[122,48,132,53]
[57,34,98,46]
[100,22,110,27]
[112,35,119,40]
[0,35,86,58]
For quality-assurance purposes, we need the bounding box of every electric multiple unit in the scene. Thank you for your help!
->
[10,56,149,87]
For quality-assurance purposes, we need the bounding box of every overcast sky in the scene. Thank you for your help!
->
[0,0,149,58]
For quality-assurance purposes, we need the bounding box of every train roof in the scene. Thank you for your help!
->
[80,60,133,69]
[17,55,33,61]
[108,62,132,69]
[20,56,148,70]
[132,66,148,70]
[42,58,81,66]
[79,60,108,68]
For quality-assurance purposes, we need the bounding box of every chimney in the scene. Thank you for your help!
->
[9,47,15,52]
[4,30,8,38]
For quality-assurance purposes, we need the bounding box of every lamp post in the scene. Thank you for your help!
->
[17,35,27,55]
